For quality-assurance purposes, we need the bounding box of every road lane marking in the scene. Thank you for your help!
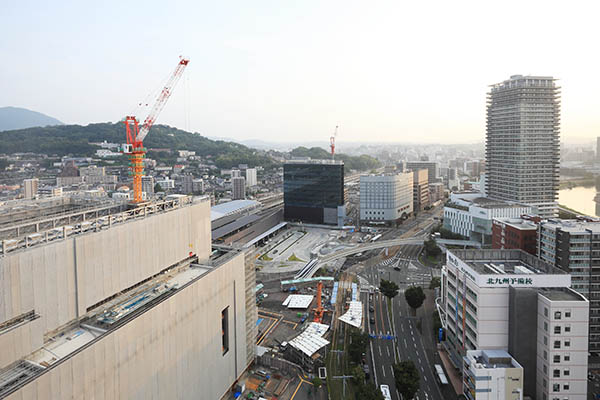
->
[390,365,394,376]
[387,347,390,357]
[382,365,386,377]
[379,346,382,356]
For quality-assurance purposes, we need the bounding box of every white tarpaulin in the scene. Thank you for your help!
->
[282,294,314,309]
[288,322,330,357]
[338,301,363,328]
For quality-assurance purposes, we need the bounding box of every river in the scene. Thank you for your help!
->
[558,186,600,217]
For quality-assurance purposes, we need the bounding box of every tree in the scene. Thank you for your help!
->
[153,183,163,193]
[357,382,385,400]
[393,361,420,400]
[348,328,370,364]
[405,286,426,311]
[311,377,322,388]
[424,239,441,258]
[379,279,399,299]
[429,276,441,290]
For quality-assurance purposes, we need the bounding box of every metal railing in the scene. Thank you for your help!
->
[1,196,199,255]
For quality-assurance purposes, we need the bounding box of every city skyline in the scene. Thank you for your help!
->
[1,1,599,144]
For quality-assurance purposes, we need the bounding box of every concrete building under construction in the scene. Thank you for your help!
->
[0,195,256,399]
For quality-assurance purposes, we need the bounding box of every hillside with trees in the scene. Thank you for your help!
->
[289,146,381,171]
[0,123,278,169]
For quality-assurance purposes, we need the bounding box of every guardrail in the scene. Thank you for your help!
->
[0,196,197,255]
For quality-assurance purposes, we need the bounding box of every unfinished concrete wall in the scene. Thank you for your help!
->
[6,252,247,400]
[0,199,211,369]
[0,316,43,370]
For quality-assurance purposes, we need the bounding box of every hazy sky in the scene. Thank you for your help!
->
[2,0,599,144]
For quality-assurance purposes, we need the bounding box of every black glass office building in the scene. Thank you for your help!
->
[284,160,345,225]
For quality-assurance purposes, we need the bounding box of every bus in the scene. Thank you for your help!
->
[371,234,382,242]
[434,364,449,386]
[379,384,392,400]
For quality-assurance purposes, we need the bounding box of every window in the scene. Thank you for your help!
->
[544,322,548,331]
[564,369,570,376]
[544,336,548,345]
[554,326,561,334]
[563,383,570,390]
[565,310,571,318]
[554,311,562,320]
[552,383,560,392]
[553,355,560,363]
[565,325,571,333]
[543,364,548,374]
[545,307,549,317]
[221,307,229,355]
[564,354,570,362]
[554,341,561,349]
[553,369,560,378]
[564,340,570,348]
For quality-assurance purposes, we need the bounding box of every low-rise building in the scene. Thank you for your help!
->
[463,349,523,400]
[492,216,540,255]
[443,192,532,244]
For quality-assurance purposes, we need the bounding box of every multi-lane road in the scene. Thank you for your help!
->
[362,244,447,400]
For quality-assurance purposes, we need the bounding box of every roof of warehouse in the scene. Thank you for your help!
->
[211,200,261,221]
[288,322,330,357]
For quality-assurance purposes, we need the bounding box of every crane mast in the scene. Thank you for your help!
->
[122,57,189,203]
[330,125,338,160]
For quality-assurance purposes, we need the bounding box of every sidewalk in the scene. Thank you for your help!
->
[438,348,462,395]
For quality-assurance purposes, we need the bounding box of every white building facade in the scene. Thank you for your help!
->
[245,168,257,187]
[359,172,413,224]
[463,349,524,400]
[442,249,588,400]
[536,289,589,400]
[443,192,533,244]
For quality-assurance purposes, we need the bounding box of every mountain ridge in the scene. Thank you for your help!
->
[0,106,63,131]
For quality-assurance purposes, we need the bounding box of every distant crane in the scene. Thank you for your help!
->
[313,280,325,323]
[330,125,339,160]
[121,57,190,203]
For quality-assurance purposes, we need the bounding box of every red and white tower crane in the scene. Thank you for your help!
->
[122,57,189,203]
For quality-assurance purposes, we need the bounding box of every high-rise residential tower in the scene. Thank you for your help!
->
[486,75,560,217]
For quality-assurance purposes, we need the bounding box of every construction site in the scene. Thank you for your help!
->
[0,193,262,400]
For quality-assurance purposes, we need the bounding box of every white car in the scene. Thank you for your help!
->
[380,384,392,400]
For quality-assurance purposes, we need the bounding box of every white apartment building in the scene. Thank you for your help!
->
[245,168,257,187]
[463,349,524,400]
[442,249,588,399]
[443,192,533,244]
[536,289,589,400]
[359,172,413,224]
